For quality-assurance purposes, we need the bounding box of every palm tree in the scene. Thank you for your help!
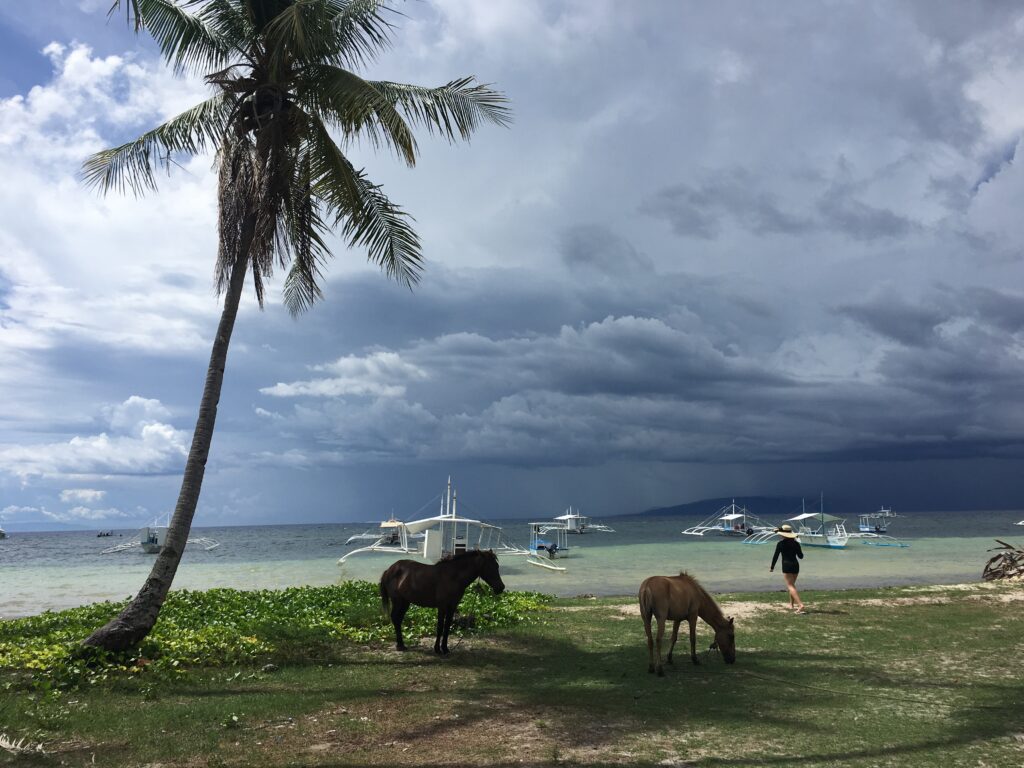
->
[82,0,509,651]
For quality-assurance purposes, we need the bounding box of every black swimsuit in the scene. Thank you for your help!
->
[771,538,804,574]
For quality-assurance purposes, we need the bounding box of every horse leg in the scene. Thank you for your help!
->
[643,614,655,674]
[391,599,409,651]
[440,607,454,655]
[689,616,700,665]
[651,618,667,675]
[667,620,681,664]
[434,608,445,655]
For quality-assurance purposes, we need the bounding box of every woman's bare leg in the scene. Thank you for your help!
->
[783,573,804,611]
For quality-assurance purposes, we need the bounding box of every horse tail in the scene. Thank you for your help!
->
[379,568,391,615]
[638,580,654,623]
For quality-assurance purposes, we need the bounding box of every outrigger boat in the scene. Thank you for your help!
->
[525,521,569,572]
[102,514,220,554]
[682,500,774,538]
[785,507,849,549]
[0,526,6,540]
[849,506,909,547]
[858,506,897,533]
[551,506,614,533]
[338,478,528,564]
[745,496,848,548]
[344,516,423,547]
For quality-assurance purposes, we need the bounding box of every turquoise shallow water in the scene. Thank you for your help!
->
[1,510,1022,618]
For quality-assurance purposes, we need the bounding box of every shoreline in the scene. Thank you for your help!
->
[1,574,1005,621]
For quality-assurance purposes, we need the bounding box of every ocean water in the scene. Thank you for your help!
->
[1,510,1022,619]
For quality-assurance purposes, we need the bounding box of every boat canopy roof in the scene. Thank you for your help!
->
[403,514,498,535]
[719,513,746,520]
[554,512,585,520]
[788,512,843,522]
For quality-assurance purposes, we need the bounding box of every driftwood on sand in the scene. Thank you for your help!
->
[982,539,1024,581]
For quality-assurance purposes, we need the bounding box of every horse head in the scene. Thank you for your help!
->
[477,549,505,595]
[712,616,736,664]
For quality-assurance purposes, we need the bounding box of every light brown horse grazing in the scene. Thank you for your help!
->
[638,572,736,676]
[380,549,505,655]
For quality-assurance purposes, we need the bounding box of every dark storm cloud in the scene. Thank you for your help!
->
[253,259,1024,474]
[559,225,654,274]
[839,296,948,346]
[642,170,913,242]
[638,171,813,240]
[815,184,915,241]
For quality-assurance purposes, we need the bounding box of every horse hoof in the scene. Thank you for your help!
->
[396,644,407,652]
[647,666,655,674]
[667,656,674,665]
[692,658,701,666]
[656,667,665,677]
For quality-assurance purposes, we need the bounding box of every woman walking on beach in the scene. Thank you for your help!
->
[770,524,806,613]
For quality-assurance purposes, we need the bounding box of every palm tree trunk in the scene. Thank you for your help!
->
[82,246,250,652]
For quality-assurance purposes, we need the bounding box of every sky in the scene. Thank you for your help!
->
[1,1,1024,531]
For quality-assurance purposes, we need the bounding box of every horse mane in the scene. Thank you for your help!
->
[438,548,493,564]
[677,571,726,622]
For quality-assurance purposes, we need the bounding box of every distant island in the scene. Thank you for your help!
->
[635,496,805,518]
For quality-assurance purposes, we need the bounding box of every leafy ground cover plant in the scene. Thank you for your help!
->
[0,582,550,689]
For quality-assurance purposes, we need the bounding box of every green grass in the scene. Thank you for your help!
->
[2,581,1022,767]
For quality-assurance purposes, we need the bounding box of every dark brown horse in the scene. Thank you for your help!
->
[379,549,505,655]
[638,572,736,675]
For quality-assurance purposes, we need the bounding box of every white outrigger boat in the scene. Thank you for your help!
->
[525,521,569,572]
[338,478,528,564]
[102,515,221,555]
[745,496,849,548]
[682,500,775,538]
[849,506,909,547]
[344,516,422,547]
[858,506,897,533]
[551,506,614,534]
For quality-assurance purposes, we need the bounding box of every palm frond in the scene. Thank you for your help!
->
[298,64,416,165]
[110,0,235,74]
[369,78,512,142]
[281,151,331,314]
[82,94,231,195]
[306,115,422,286]
[107,0,143,32]
[200,0,251,49]
[264,0,397,70]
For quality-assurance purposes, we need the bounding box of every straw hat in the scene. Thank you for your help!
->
[776,524,798,539]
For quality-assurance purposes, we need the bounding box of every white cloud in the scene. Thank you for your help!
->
[59,488,106,503]
[0,396,187,480]
[103,396,172,435]
[262,351,429,398]
[45,505,130,522]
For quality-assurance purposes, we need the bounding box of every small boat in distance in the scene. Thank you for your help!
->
[858,506,898,533]
[526,522,568,572]
[102,515,220,554]
[0,526,6,540]
[682,500,775,538]
[552,506,614,534]
[344,516,418,547]
[1016,520,1024,526]
[850,506,909,547]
